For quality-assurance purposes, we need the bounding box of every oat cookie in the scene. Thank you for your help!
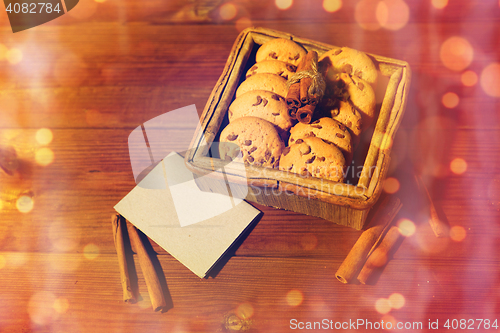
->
[246,60,298,81]
[255,38,307,66]
[228,90,293,138]
[319,46,378,89]
[289,117,353,164]
[279,137,346,182]
[219,116,284,168]
[236,73,288,99]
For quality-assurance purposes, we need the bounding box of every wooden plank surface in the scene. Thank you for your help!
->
[1,0,500,332]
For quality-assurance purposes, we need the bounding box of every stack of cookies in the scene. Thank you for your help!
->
[218,38,378,184]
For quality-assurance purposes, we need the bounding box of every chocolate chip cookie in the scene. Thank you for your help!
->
[289,117,353,165]
[255,38,307,66]
[319,46,378,89]
[279,137,346,182]
[246,60,298,81]
[219,116,284,168]
[236,73,288,99]
[228,90,293,138]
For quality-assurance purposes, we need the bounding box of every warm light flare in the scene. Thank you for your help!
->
[301,233,318,251]
[431,0,448,9]
[376,0,410,31]
[28,291,58,326]
[383,177,400,194]
[442,92,459,108]
[323,0,342,12]
[0,44,7,60]
[6,48,23,65]
[236,302,254,319]
[53,298,70,314]
[276,0,293,10]
[397,218,416,237]
[461,70,478,87]
[36,128,53,145]
[286,289,303,306]
[440,37,473,72]
[236,17,252,32]
[355,0,381,30]
[16,195,34,213]
[450,225,466,242]
[83,243,100,260]
[388,293,405,309]
[0,255,6,270]
[450,158,467,175]
[219,3,237,20]
[480,63,500,97]
[36,147,54,166]
[375,298,391,314]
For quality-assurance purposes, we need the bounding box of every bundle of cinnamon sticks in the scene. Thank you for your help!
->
[286,50,323,124]
[111,214,168,312]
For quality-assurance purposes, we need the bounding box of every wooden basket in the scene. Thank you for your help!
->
[185,27,411,230]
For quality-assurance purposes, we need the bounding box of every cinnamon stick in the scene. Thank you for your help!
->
[335,196,402,284]
[286,83,301,110]
[299,77,312,104]
[357,225,403,284]
[127,223,167,312]
[111,214,136,303]
[416,175,449,238]
[296,104,315,124]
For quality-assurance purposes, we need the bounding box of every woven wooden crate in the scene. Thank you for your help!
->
[185,27,411,230]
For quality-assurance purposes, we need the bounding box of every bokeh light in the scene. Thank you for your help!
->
[449,225,466,242]
[28,291,58,326]
[53,53,88,87]
[83,243,100,260]
[236,17,252,32]
[355,0,381,30]
[94,0,105,2]
[53,298,70,314]
[375,298,391,314]
[381,314,398,328]
[49,221,81,252]
[0,199,3,211]
[0,44,7,60]
[480,63,500,97]
[6,48,23,65]
[219,3,237,20]
[376,0,410,31]
[461,70,478,87]
[388,293,405,309]
[236,302,254,319]
[286,289,303,306]
[0,255,6,270]
[431,0,448,9]
[450,158,467,175]
[383,177,400,194]
[300,233,318,251]
[36,128,53,145]
[36,147,54,166]
[440,37,474,72]
[397,218,416,237]
[323,0,342,12]
[442,92,459,108]
[16,195,34,213]
[276,0,293,10]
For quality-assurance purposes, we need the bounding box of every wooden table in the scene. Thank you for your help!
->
[1,0,499,331]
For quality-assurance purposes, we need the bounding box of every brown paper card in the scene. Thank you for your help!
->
[114,153,260,278]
